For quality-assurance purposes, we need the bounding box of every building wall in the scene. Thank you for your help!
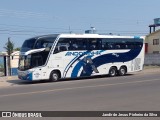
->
[144,53,160,65]
[10,51,19,76]
[10,55,19,68]
[145,30,160,54]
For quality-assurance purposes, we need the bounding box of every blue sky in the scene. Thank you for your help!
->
[0,0,160,51]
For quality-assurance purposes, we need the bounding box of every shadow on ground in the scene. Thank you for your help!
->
[7,74,133,86]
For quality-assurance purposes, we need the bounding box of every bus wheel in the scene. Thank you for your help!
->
[50,71,60,82]
[118,66,127,76]
[109,67,117,77]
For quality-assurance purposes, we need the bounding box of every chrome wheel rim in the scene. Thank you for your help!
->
[110,69,115,76]
[52,74,58,81]
[120,69,125,75]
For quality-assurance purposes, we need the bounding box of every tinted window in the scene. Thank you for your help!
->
[54,38,71,53]
[54,38,88,53]
[71,38,87,50]
[88,38,101,50]
[21,38,36,52]
[34,37,55,49]
[102,39,114,49]
[120,38,135,49]
[134,38,143,49]
[101,38,143,50]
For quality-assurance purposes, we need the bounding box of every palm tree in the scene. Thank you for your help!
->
[4,37,14,76]
[4,37,14,55]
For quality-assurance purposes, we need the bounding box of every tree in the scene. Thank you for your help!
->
[3,37,14,76]
[14,47,21,51]
[4,37,14,56]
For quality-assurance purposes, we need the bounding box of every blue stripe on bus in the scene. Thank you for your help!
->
[71,50,105,78]
[70,61,84,77]
[71,48,142,77]
[82,48,142,76]
[63,55,79,77]
[64,50,91,77]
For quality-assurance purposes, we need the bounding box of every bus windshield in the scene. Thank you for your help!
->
[19,51,48,71]
[19,55,32,71]
[20,35,58,52]
[34,37,56,49]
[21,38,36,52]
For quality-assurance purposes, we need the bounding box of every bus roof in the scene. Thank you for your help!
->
[58,34,143,39]
[27,33,144,40]
[31,34,59,39]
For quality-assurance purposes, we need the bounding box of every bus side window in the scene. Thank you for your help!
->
[54,45,68,53]
[134,38,143,49]
[108,43,114,49]
[71,38,87,50]
[102,38,115,50]
[115,44,121,49]
[102,39,107,50]
[69,38,79,50]
[88,38,100,50]
[134,42,142,49]
[31,54,43,67]
[59,45,68,51]
[54,38,71,53]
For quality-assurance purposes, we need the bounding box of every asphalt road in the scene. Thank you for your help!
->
[0,71,160,112]
[0,70,160,120]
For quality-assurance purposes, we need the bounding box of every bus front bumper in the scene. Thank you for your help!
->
[18,71,33,81]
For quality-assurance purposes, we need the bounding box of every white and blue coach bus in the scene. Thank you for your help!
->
[18,34,145,81]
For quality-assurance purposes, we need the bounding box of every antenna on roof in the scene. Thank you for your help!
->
[69,26,72,34]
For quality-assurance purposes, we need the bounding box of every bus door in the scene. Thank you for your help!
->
[52,45,68,69]
[31,53,43,79]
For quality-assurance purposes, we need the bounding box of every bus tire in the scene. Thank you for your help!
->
[109,67,117,77]
[50,71,60,82]
[118,66,127,76]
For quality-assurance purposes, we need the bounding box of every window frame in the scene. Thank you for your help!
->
[153,39,159,45]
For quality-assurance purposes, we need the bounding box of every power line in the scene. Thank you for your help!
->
[0,31,148,36]
[0,9,56,20]
[0,24,148,36]
[0,23,69,31]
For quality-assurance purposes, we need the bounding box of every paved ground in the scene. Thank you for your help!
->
[0,66,160,88]
[0,76,18,87]
[0,66,160,120]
